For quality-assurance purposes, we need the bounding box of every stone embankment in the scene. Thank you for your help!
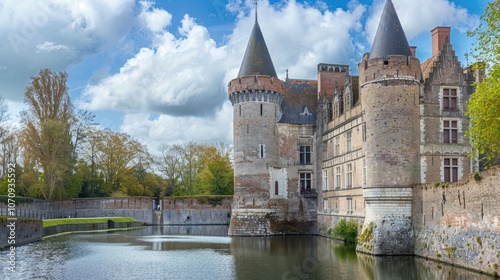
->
[413,166,500,277]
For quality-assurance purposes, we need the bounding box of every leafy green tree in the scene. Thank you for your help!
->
[198,146,233,195]
[467,1,500,167]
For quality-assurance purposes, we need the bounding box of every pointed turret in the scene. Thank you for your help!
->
[237,10,277,78]
[370,0,411,60]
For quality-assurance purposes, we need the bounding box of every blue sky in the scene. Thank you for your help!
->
[0,0,488,152]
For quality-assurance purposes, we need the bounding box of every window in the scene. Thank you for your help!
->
[322,170,328,191]
[323,199,329,213]
[443,120,458,144]
[347,198,353,215]
[345,163,352,189]
[260,103,263,115]
[300,173,312,192]
[334,136,340,156]
[259,144,265,158]
[275,181,279,196]
[299,145,311,165]
[444,158,459,182]
[335,166,341,189]
[346,131,352,152]
[362,159,366,187]
[443,88,457,111]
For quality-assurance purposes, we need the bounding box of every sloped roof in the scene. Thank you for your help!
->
[370,0,412,60]
[278,80,317,125]
[237,14,277,78]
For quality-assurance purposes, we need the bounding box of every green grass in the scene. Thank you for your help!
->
[43,217,138,228]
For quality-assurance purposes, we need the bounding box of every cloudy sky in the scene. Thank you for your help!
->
[0,0,487,152]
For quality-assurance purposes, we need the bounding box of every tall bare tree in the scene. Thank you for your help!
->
[21,69,75,200]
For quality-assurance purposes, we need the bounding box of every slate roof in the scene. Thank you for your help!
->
[278,79,318,125]
[237,13,277,78]
[370,0,412,60]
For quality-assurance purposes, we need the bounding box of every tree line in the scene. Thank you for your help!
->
[0,69,233,200]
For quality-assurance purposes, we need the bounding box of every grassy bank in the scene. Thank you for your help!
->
[43,217,138,228]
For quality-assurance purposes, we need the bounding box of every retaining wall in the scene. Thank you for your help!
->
[162,197,232,225]
[0,218,43,248]
[43,221,144,236]
[0,197,156,224]
[413,166,500,277]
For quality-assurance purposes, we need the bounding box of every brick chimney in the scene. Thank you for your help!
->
[431,27,451,56]
[410,46,417,57]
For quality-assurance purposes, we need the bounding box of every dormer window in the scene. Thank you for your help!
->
[300,106,312,116]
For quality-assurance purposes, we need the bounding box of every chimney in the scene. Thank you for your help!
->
[431,27,451,56]
[410,46,417,57]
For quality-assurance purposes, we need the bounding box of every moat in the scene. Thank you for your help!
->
[1,225,493,280]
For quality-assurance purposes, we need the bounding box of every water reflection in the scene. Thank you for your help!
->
[1,225,493,280]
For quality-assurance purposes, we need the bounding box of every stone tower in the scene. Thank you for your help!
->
[356,0,422,254]
[227,10,285,235]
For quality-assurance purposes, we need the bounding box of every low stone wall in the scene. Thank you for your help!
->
[43,221,144,237]
[0,218,43,248]
[413,166,500,277]
[0,197,156,224]
[162,196,232,225]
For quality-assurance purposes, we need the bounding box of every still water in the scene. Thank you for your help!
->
[1,225,493,280]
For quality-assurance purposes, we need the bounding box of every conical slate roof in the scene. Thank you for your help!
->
[237,12,277,78]
[370,0,412,60]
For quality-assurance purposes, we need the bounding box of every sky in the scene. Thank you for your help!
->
[0,0,488,153]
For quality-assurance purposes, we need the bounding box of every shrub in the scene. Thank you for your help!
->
[473,172,482,182]
[331,218,358,244]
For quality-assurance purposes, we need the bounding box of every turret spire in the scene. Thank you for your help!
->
[370,0,412,60]
[237,3,277,78]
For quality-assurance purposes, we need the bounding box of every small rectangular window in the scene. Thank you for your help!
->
[443,120,458,144]
[259,144,265,158]
[300,173,312,193]
[299,145,311,165]
[322,169,328,191]
[346,163,352,189]
[335,166,341,189]
[442,88,457,111]
[346,130,352,152]
[443,157,459,182]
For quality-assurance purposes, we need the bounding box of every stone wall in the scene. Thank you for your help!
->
[413,166,500,277]
[0,218,43,248]
[43,221,144,237]
[162,197,232,225]
[0,197,156,224]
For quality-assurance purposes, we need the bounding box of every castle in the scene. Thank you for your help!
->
[227,0,479,255]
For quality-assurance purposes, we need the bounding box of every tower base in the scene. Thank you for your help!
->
[356,186,414,255]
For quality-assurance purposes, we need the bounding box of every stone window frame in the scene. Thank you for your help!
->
[443,157,460,182]
[323,198,329,213]
[346,130,352,152]
[335,166,342,190]
[345,163,353,189]
[322,169,328,191]
[443,119,459,144]
[259,144,265,158]
[334,136,340,156]
[347,197,353,215]
[299,145,312,165]
[299,172,312,193]
[362,158,366,187]
[441,87,459,112]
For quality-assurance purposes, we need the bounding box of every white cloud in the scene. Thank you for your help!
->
[79,14,228,117]
[35,41,69,53]
[0,0,136,101]
[138,1,172,34]
[120,101,233,150]
[364,0,479,46]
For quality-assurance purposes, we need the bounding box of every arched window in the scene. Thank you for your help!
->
[275,181,279,195]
